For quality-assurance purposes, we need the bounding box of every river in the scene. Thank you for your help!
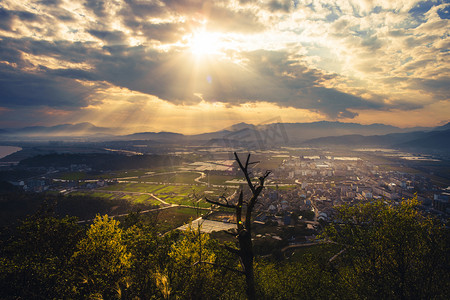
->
[0,146,22,159]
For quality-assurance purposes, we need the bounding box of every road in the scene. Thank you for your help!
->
[77,205,174,224]
[77,188,212,224]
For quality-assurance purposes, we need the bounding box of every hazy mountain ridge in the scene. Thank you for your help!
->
[301,126,450,152]
[0,121,446,147]
[395,129,450,150]
[0,122,116,137]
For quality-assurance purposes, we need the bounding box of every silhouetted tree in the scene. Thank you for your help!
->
[206,152,270,300]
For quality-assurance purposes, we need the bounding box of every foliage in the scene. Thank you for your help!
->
[322,198,450,299]
[0,197,448,299]
[168,224,244,299]
[70,215,131,299]
[0,211,82,298]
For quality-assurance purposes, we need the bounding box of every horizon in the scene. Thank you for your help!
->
[1,119,448,137]
[0,1,449,134]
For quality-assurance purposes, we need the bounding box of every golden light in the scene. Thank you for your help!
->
[189,31,223,56]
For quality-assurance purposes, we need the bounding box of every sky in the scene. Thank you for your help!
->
[0,0,449,134]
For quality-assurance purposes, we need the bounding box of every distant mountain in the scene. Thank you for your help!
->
[395,129,450,151]
[0,121,438,145]
[120,131,186,143]
[202,121,432,146]
[301,129,450,153]
[279,121,432,142]
[224,122,257,132]
[433,122,450,131]
[0,122,116,138]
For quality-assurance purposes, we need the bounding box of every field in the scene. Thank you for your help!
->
[96,181,236,209]
[255,156,286,170]
[154,206,206,233]
[198,174,240,185]
[101,182,166,193]
[138,172,201,184]
[69,191,161,206]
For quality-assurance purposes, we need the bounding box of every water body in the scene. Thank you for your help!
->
[0,146,22,159]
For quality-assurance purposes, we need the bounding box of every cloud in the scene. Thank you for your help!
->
[0,0,448,130]
[266,0,293,13]
[410,77,450,100]
[0,64,94,108]
[88,29,128,45]
[1,31,384,119]
[84,0,109,18]
[0,7,39,31]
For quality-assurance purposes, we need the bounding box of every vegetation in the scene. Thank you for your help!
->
[321,198,450,299]
[0,197,448,299]
[19,153,183,171]
[0,192,159,225]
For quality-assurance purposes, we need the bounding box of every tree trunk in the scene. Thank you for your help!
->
[239,230,256,300]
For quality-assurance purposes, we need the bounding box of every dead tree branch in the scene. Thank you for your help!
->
[202,152,271,300]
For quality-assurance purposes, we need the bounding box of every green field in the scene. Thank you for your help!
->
[98,181,236,207]
[155,184,201,194]
[140,172,201,184]
[101,183,166,193]
[157,195,211,208]
[198,174,241,185]
[69,190,161,206]
[155,207,206,233]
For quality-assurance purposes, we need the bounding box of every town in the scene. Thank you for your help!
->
[2,144,449,237]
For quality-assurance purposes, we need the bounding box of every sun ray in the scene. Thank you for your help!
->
[189,31,223,57]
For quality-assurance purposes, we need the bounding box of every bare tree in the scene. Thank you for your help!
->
[205,152,271,300]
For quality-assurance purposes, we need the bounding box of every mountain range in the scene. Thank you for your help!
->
[0,122,116,138]
[0,121,449,152]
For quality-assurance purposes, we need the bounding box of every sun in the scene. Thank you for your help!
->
[189,31,222,57]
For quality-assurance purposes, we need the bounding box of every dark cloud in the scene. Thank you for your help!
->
[0,64,94,109]
[88,29,127,44]
[266,0,293,13]
[53,8,76,22]
[121,0,166,18]
[0,38,99,66]
[121,0,266,34]
[84,0,108,18]
[90,48,381,118]
[38,0,63,5]
[296,86,379,118]
[0,8,14,31]
[0,29,385,119]
[1,0,444,124]
[0,7,39,31]
[360,35,383,52]
[410,77,450,100]
[48,68,97,81]
[135,22,186,43]
[388,30,407,37]
[0,40,27,67]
